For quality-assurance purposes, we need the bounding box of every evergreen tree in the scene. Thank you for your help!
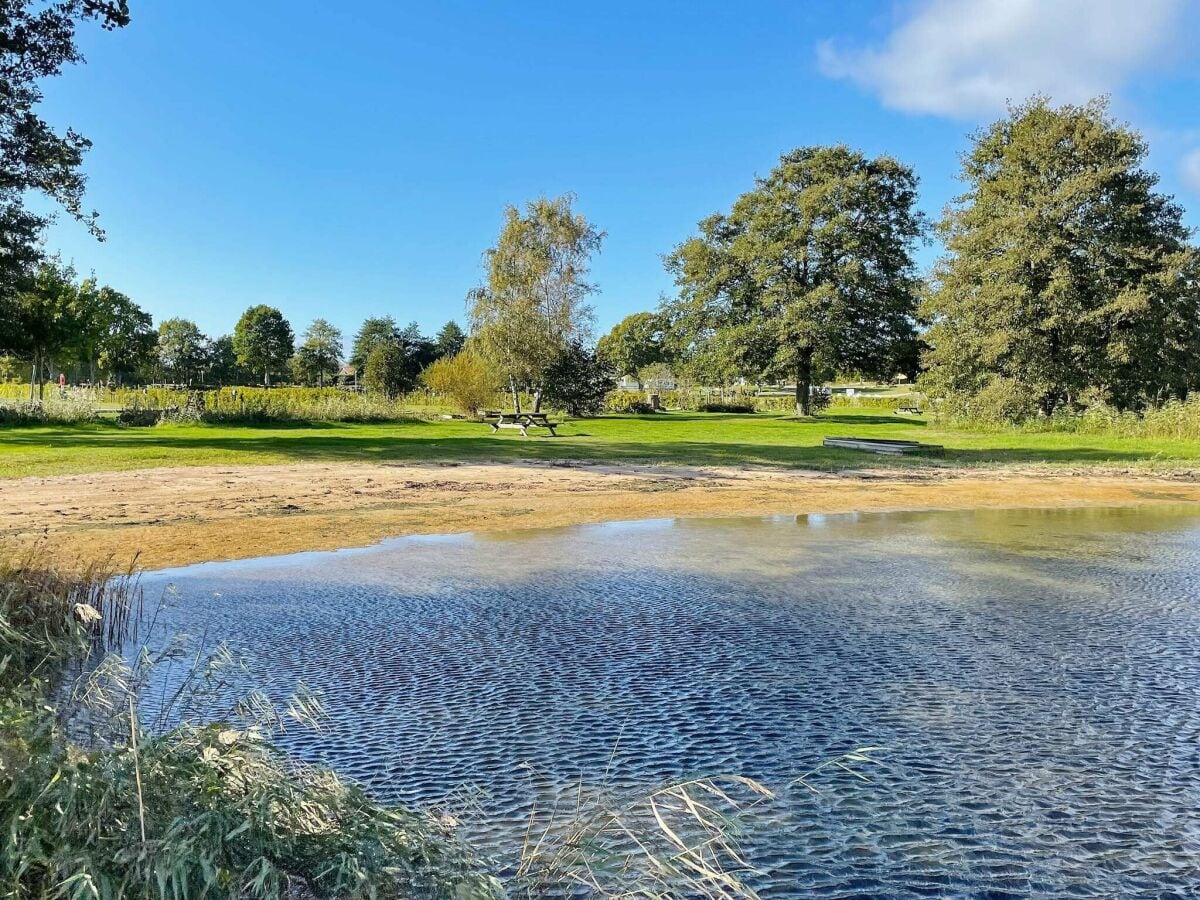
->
[921,97,1200,415]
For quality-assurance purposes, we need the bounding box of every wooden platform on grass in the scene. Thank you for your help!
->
[823,437,943,456]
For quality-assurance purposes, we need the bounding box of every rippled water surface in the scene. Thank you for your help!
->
[136,506,1200,897]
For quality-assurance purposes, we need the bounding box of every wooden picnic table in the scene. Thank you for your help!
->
[483,410,559,437]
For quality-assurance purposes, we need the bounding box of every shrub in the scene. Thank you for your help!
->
[422,350,500,417]
[696,402,755,413]
[0,398,98,426]
[605,389,656,413]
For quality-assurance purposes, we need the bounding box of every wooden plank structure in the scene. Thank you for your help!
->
[822,436,943,456]
[484,410,559,437]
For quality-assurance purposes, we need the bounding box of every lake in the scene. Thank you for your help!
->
[134,505,1200,897]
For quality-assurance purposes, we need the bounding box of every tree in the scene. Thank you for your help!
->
[434,320,467,359]
[0,1,129,301]
[292,318,343,386]
[349,316,401,374]
[921,97,1200,416]
[363,342,410,399]
[156,318,209,386]
[4,259,81,399]
[70,280,153,384]
[541,339,616,416]
[206,335,246,386]
[233,305,294,387]
[467,194,604,412]
[421,348,498,416]
[398,320,439,372]
[596,312,666,388]
[93,289,155,384]
[663,146,924,415]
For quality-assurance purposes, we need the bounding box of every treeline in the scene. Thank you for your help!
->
[600,97,1200,423]
[0,266,471,397]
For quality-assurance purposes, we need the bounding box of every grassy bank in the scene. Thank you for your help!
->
[2,409,1200,479]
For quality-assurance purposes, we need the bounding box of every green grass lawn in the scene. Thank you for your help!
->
[1,409,1197,479]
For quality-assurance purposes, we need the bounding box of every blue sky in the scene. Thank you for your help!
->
[36,0,1200,347]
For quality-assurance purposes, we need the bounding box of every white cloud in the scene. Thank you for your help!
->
[818,0,1186,118]
[1183,150,1200,194]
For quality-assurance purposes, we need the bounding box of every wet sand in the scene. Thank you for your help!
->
[3,460,1198,570]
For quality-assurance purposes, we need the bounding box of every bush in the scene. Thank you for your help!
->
[421,350,499,417]
[0,398,98,426]
[605,390,656,413]
[696,402,755,413]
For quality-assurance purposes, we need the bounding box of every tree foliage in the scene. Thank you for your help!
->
[233,305,294,386]
[349,317,401,374]
[4,259,81,398]
[596,312,666,387]
[468,194,603,411]
[920,97,1200,416]
[291,318,342,386]
[434,320,467,358]
[541,339,616,417]
[156,318,209,386]
[362,342,411,399]
[663,146,924,415]
[421,347,498,416]
[0,0,129,307]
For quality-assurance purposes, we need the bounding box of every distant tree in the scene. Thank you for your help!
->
[541,339,616,417]
[292,318,343,386]
[664,145,924,415]
[69,280,154,384]
[363,342,412,399]
[206,335,246,386]
[596,312,666,388]
[349,316,401,374]
[921,97,1200,415]
[421,348,499,416]
[467,194,603,412]
[94,290,155,384]
[4,259,82,399]
[398,320,439,371]
[233,305,294,386]
[434,320,467,358]
[156,318,209,386]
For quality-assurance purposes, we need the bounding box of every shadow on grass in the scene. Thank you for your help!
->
[1,422,1191,471]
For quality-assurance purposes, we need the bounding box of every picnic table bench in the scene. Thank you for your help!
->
[894,406,924,415]
[483,410,559,437]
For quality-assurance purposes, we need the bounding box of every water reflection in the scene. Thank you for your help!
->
[135,506,1200,897]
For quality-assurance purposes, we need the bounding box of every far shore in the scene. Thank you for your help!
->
[3,460,1199,571]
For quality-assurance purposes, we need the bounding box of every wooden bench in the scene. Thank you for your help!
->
[894,406,923,416]
[483,411,558,437]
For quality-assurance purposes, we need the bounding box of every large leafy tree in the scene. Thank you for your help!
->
[921,97,1200,415]
[0,1,129,308]
[6,258,81,398]
[233,305,294,386]
[91,287,155,384]
[467,194,603,412]
[596,312,666,388]
[664,146,924,415]
[292,318,342,386]
[156,318,208,385]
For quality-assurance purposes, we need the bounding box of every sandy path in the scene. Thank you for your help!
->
[2,460,1198,570]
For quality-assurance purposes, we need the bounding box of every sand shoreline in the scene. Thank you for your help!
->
[3,459,1198,571]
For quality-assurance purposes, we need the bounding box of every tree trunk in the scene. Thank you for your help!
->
[29,352,37,402]
[509,377,521,413]
[532,388,543,414]
[794,349,814,417]
[264,369,271,388]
